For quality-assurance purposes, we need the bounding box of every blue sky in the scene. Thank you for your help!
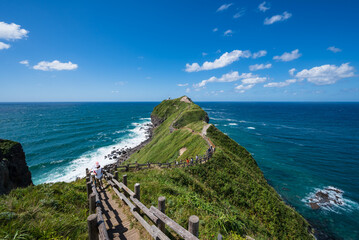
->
[0,0,358,101]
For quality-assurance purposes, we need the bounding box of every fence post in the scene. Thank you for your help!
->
[87,214,99,240]
[114,171,118,180]
[134,183,140,201]
[126,164,129,172]
[148,162,150,168]
[123,174,127,186]
[89,192,96,214]
[158,196,166,232]
[86,181,92,198]
[188,215,199,238]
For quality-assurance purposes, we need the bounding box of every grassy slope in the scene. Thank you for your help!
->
[0,179,88,240]
[128,97,209,163]
[122,96,312,239]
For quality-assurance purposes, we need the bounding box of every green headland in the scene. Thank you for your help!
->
[0,96,313,239]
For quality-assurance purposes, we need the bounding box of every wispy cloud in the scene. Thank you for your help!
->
[264,79,296,87]
[233,9,245,19]
[0,42,10,50]
[295,63,355,85]
[185,50,251,72]
[217,3,233,12]
[195,71,265,90]
[258,2,270,12]
[177,83,188,87]
[0,22,29,40]
[252,50,267,59]
[273,49,301,62]
[202,52,208,56]
[289,68,296,76]
[19,60,29,66]
[224,29,233,36]
[327,46,342,53]
[33,60,78,71]
[264,11,292,25]
[249,63,272,71]
[213,28,218,32]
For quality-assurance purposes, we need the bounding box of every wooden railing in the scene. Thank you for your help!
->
[112,153,212,172]
[85,169,110,240]
[103,169,200,240]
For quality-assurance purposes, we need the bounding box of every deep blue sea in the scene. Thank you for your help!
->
[0,102,358,239]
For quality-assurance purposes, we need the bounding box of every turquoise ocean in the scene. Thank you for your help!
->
[0,102,358,239]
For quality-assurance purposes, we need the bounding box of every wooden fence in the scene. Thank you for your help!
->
[85,169,110,240]
[112,153,212,172]
[102,169,200,240]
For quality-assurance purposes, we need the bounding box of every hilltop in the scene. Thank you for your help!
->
[123,96,313,239]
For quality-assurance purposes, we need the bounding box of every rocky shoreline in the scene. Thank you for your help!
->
[103,121,155,171]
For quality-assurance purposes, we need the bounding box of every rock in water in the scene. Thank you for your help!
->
[0,139,33,194]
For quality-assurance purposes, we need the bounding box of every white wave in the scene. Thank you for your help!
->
[239,120,246,123]
[229,123,238,126]
[41,120,151,184]
[302,186,359,213]
[247,127,255,130]
[140,117,151,120]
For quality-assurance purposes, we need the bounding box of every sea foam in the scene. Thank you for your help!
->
[42,120,151,183]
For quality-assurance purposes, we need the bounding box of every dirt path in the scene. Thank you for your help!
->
[182,125,215,149]
[99,186,142,240]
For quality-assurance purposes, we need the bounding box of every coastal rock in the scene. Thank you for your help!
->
[307,186,344,210]
[0,139,32,195]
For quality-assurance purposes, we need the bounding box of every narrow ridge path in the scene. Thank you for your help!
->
[98,185,142,240]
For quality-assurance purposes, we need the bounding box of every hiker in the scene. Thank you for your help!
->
[93,161,104,189]
[186,158,189,165]
[190,158,194,164]
[196,155,199,162]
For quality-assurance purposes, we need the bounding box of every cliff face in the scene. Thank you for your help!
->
[0,139,32,194]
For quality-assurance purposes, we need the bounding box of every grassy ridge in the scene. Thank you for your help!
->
[0,179,88,240]
[123,96,312,239]
[128,97,209,163]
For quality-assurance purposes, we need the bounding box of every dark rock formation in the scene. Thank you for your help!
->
[0,139,32,194]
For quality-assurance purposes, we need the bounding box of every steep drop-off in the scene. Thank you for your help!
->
[0,139,32,194]
[126,96,313,239]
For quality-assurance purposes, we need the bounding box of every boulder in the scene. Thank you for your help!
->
[0,139,32,195]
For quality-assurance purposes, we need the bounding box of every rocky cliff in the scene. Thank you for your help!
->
[0,139,32,194]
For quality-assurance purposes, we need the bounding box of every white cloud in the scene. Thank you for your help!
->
[258,2,270,12]
[217,3,233,12]
[249,63,272,71]
[185,50,251,72]
[233,9,245,19]
[327,46,342,53]
[0,42,10,50]
[264,11,292,25]
[33,60,78,71]
[202,52,208,56]
[177,83,188,87]
[289,68,296,76]
[0,22,29,40]
[295,63,355,85]
[264,79,296,87]
[241,76,267,84]
[186,88,191,93]
[252,50,267,59]
[19,60,29,66]
[224,29,233,36]
[273,49,301,62]
[213,28,218,32]
[235,84,254,92]
[195,71,241,87]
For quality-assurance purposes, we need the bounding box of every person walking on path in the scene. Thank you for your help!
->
[93,161,104,189]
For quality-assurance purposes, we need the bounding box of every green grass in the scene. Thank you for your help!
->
[128,96,209,164]
[122,96,313,239]
[0,179,88,240]
[0,139,19,156]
